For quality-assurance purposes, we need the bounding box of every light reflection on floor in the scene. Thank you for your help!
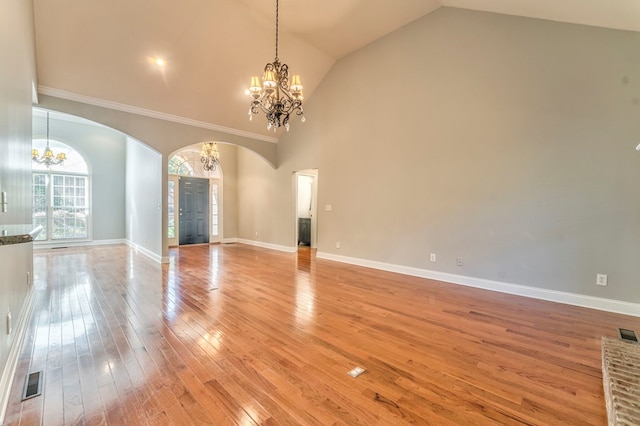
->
[295,247,316,328]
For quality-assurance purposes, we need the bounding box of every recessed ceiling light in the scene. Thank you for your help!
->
[155,58,165,67]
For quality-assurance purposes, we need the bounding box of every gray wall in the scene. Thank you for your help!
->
[238,148,291,244]
[0,0,37,418]
[126,137,163,259]
[217,144,239,239]
[32,114,126,241]
[239,8,640,304]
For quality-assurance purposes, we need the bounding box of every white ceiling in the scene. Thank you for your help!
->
[32,0,640,141]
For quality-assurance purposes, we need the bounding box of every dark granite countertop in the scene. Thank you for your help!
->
[0,225,43,246]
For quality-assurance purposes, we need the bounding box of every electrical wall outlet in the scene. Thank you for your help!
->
[429,253,436,262]
[456,257,463,266]
[596,273,608,286]
[336,241,341,249]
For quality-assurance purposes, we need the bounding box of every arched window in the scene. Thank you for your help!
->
[168,149,221,179]
[32,139,90,241]
[168,155,195,177]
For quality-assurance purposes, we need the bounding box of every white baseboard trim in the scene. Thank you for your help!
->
[222,238,238,244]
[33,239,170,263]
[34,239,127,250]
[317,251,640,318]
[236,239,297,253]
[0,287,35,425]
[125,241,164,263]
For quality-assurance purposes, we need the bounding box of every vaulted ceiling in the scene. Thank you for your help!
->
[33,0,640,141]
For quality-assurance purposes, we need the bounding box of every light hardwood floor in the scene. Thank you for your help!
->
[4,243,639,425]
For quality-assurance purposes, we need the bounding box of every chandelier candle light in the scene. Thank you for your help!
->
[248,0,305,132]
[32,111,66,167]
[201,142,220,171]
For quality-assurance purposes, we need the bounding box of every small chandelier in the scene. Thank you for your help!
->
[32,111,66,167]
[247,0,305,132]
[200,142,220,171]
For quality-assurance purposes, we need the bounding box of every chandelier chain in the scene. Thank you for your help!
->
[274,0,279,61]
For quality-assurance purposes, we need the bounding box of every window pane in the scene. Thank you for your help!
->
[49,174,88,240]
[211,183,219,237]
[168,181,175,238]
[32,173,48,240]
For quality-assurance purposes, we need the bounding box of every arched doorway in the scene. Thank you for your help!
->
[167,146,223,246]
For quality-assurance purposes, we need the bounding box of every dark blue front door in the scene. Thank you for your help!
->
[179,177,209,245]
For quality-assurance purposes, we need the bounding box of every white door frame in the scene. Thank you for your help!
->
[168,175,179,246]
[209,178,223,243]
[294,169,318,249]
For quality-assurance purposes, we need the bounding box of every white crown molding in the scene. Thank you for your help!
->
[317,251,640,318]
[37,86,278,144]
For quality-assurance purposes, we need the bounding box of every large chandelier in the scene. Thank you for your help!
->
[32,111,66,167]
[247,0,305,132]
[200,142,220,171]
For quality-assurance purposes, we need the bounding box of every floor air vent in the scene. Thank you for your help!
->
[618,328,638,343]
[22,371,43,400]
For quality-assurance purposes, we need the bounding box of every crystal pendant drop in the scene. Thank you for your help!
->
[301,116,306,123]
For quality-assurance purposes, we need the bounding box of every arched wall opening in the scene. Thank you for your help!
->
[35,95,279,261]
[32,108,127,247]
[167,144,225,247]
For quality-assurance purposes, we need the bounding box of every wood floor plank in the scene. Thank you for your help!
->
[4,243,640,425]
